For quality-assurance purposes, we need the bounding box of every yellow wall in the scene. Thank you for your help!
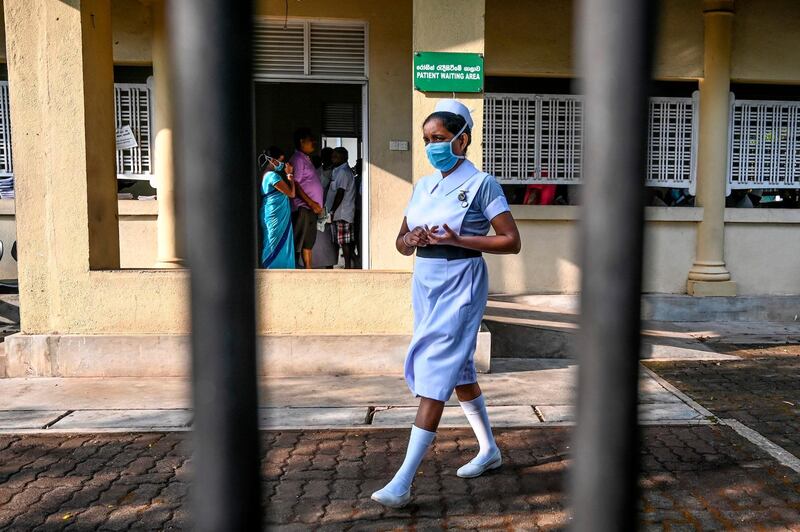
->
[2,0,417,336]
[0,0,152,64]
[484,0,574,78]
[111,0,152,65]
[485,0,800,83]
[256,0,414,271]
[643,220,699,294]
[0,5,5,63]
[21,201,800,299]
[485,207,700,295]
[5,0,800,346]
[731,0,800,82]
[56,269,411,335]
[412,0,485,191]
[486,207,800,296]
[484,0,704,80]
[654,0,704,79]
[724,210,800,295]
[119,201,158,268]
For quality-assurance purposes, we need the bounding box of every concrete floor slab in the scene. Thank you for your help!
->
[260,369,580,407]
[258,407,369,429]
[639,402,707,421]
[371,405,540,428]
[536,405,573,423]
[0,360,686,411]
[0,358,708,430]
[0,410,67,429]
[0,377,191,410]
[50,409,192,430]
[536,402,704,423]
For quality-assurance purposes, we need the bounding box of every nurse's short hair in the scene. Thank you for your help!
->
[423,111,472,150]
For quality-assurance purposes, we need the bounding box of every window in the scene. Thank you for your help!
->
[0,81,154,183]
[728,98,800,193]
[114,82,153,179]
[253,19,368,81]
[484,92,698,192]
[647,95,698,194]
[0,82,12,178]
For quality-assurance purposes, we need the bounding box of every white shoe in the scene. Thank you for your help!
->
[457,448,503,478]
[371,486,412,508]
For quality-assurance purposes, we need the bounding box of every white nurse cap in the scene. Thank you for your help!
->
[434,99,474,129]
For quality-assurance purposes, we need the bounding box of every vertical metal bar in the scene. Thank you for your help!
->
[169,1,261,531]
[570,0,657,530]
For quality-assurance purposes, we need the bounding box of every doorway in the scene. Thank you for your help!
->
[254,82,366,269]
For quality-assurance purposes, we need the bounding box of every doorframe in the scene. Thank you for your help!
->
[360,82,370,269]
[252,16,370,268]
[252,79,370,269]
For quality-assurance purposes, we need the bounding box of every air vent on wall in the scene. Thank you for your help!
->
[253,19,367,80]
[253,21,306,78]
[309,22,366,77]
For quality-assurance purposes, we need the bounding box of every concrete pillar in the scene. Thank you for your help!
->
[412,0,485,183]
[152,0,183,268]
[4,0,120,330]
[687,0,737,296]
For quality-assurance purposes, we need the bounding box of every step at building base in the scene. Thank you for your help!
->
[3,331,491,378]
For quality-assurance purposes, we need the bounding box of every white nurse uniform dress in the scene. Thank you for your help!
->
[403,159,510,402]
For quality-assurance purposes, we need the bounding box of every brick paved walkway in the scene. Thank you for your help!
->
[2,425,800,530]
[646,346,800,458]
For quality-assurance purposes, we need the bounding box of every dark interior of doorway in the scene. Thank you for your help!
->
[255,82,362,158]
[254,82,364,269]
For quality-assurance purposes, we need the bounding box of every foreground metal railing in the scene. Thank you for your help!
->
[570,0,656,530]
[170,0,262,530]
[168,0,654,528]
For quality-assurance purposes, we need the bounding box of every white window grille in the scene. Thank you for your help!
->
[253,19,367,81]
[728,98,800,192]
[0,81,154,182]
[484,92,698,191]
[114,82,153,179]
[484,94,584,185]
[0,82,13,178]
[483,94,537,183]
[646,94,698,194]
[539,95,584,184]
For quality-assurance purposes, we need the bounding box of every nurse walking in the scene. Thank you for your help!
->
[372,100,521,508]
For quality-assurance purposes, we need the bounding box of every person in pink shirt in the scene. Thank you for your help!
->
[288,128,324,268]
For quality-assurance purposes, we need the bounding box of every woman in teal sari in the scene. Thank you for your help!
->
[259,150,297,269]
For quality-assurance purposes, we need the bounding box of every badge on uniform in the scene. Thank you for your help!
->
[458,190,468,208]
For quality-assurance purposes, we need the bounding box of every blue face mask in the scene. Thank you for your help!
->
[266,156,285,173]
[425,124,467,172]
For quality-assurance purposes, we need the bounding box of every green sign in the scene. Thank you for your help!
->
[414,52,484,93]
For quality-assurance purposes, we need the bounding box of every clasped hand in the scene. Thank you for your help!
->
[406,224,459,247]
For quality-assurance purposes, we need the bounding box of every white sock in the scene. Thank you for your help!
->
[381,425,436,496]
[460,394,499,463]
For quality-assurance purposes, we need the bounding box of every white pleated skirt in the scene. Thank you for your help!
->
[404,256,489,402]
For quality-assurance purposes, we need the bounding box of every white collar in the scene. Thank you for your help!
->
[425,159,479,196]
